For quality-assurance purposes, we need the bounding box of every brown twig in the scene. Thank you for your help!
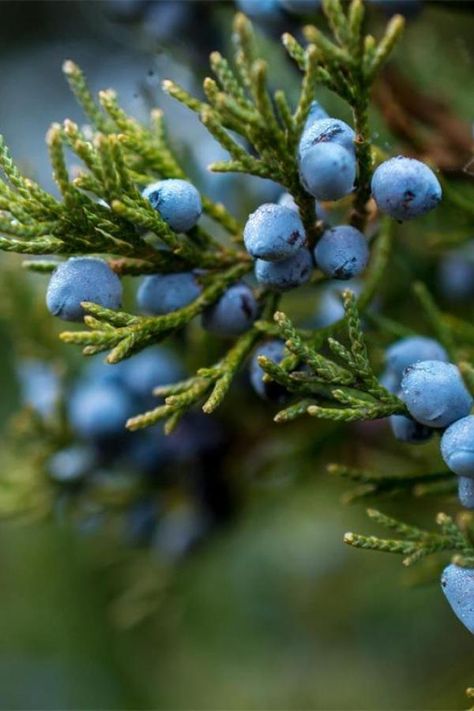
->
[373,65,473,174]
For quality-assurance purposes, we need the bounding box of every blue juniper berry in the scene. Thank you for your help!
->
[314,225,369,280]
[142,179,202,232]
[441,564,474,634]
[371,156,442,221]
[299,143,356,201]
[255,249,313,290]
[202,283,259,336]
[400,361,472,428]
[137,272,201,315]
[243,203,306,262]
[46,257,122,322]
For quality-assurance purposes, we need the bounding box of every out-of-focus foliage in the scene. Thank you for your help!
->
[0,1,473,709]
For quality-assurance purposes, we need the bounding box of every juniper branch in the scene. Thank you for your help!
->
[268,286,406,425]
[126,291,276,431]
[298,1,405,230]
[345,509,474,567]
[329,464,456,504]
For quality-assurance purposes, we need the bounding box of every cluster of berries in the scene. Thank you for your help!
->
[43,103,444,419]
[17,350,225,554]
[46,178,261,338]
[44,93,442,339]
[46,179,201,322]
[243,107,366,291]
[43,171,289,412]
[242,103,441,295]
[381,336,473,508]
[380,337,474,633]
[26,87,471,635]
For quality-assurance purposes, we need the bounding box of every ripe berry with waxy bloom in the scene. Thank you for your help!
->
[299,143,356,201]
[255,249,313,291]
[371,156,442,221]
[441,416,474,478]
[46,257,122,322]
[314,225,369,280]
[142,179,202,232]
[202,283,259,336]
[243,203,306,262]
[441,564,474,635]
[298,117,356,160]
[385,336,449,380]
[137,272,201,315]
[400,361,472,429]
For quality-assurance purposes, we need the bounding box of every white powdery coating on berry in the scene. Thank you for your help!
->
[314,225,369,280]
[441,415,474,478]
[400,360,473,428]
[137,272,201,315]
[298,117,356,160]
[299,143,356,201]
[371,156,442,220]
[441,564,474,634]
[255,249,313,291]
[46,257,122,322]
[143,179,202,232]
[278,192,299,212]
[243,203,306,262]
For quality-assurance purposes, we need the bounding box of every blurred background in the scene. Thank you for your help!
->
[0,1,473,708]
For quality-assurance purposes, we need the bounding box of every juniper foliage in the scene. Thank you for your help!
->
[0,0,408,433]
[0,1,473,690]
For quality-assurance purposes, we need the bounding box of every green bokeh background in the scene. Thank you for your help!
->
[0,2,473,709]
